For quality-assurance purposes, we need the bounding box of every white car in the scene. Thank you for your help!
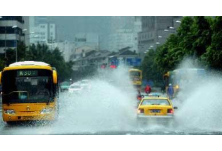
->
[81,79,89,85]
[68,84,83,93]
[81,80,91,89]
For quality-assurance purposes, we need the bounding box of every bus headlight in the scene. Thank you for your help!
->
[5,110,15,114]
[41,108,53,114]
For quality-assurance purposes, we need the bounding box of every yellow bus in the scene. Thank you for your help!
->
[129,69,142,90]
[0,61,59,124]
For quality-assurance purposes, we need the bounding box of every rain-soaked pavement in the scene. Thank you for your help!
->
[1,85,222,135]
[1,66,222,135]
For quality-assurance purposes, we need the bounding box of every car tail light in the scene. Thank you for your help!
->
[167,109,174,114]
[137,109,144,114]
[137,96,142,100]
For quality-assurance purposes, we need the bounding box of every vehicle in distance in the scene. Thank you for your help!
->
[68,84,83,94]
[80,79,91,90]
[60,81,71,92]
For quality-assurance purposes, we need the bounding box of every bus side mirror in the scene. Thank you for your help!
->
[53,70,57,84]
[0,72,2,85]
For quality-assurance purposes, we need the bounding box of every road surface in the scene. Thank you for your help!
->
[0,92,222,135]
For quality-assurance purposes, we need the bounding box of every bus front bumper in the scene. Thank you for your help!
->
[3,112,56,122]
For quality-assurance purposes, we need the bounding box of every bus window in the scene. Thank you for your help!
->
[2,70,53,104]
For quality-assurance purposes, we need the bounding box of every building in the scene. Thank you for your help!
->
[108,17,136,52]
[72,50,111,71]
[23,16,30,46]
[72,47,141,72]
[0,16,29,54]
[29,16,57,46]
[138,16,183,56]
[108,29,135,52]
[74,33,99,50]
[108,16,142,53]
[108,47,141,67]
[110,16,134,33]
[133,16,142,53]
[54,41,75,62]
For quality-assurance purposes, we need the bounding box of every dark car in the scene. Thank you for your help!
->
[60,81,71,92]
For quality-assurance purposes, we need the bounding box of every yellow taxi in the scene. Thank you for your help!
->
[137,95,177,125]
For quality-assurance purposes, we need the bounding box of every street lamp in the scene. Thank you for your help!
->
[12,25,18,62]
[176,20,181,23]
[12,25,17,28]
[23,29,35,43]
[158,36,162,38]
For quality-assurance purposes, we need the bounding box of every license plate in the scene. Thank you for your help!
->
[23,116,34,120]
[150,109,160,113]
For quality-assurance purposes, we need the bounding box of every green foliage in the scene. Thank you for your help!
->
[0,42,73,81]
[141,49,163,86]
[142,16,222,85]
[201,17,222,70]
[154,16,215,73]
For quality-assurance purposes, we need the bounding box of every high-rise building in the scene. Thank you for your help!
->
[108,29,135,52]
[22,16,30,46]
[133,16,142,53]
[74,33,99,50]
[0,16,29,54]
[110,16,134,33]
[138,16,182,55]
[29,16,57,45]
[108,16,136,52]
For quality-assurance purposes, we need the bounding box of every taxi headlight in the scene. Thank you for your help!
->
[5,109,15,114]
[41,108,53,114]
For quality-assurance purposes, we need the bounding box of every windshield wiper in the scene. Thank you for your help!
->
[47,97,53,105]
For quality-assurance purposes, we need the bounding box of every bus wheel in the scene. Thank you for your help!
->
[6,121,16,125]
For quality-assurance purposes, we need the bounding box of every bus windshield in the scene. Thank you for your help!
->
[2,69,53,103]
[170,69,206,87]
[130,71,140,77]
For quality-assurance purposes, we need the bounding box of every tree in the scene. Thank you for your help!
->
[201,17,222,70]
[141,16,222,86]
[141,49,163,86]
[1,42,74,81]
[155,34,185,73]
[154,17,213,73]
[192,16,212,57]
